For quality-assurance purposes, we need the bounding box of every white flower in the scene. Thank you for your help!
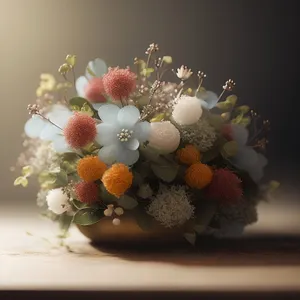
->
[137,183,153,199]
[176,65,193,80]
[180,118,217,152]
[147,185,195,228]
[148,121,180,153]
[46,188,70,215]
[172,95,203,126]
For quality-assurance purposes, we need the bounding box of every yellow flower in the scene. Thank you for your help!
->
[176,144,201,165]
[77,156,107,182]
[185,163,213,189]
[102,163,133,198]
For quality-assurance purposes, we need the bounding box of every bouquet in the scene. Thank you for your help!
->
[14,43,279,244]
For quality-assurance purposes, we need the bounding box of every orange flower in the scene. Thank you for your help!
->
[77,156,107,182]
[176,144,201,165]
[102,163,133,198]
[185,163,213,189]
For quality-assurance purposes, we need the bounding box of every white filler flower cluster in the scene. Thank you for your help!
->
[147,185,195,228]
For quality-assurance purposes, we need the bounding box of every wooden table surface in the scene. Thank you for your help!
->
[1,201,300,299]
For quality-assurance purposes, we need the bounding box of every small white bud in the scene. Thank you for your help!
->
[112,218,121,226]
[104,209,113,217]
[114,207,124,216]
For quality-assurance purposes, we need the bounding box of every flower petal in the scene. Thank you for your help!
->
[133,121,150,142]
[98,144,118,165]
[231,146,258,170]
[117,105,140,128]
[231,124,249,146]
[52,135,71,153]
[47,106,73,128]
[197,91,219,109]
[96,123,118,146]
[85,58,107,79]
[98,104,120,124]
[116,146,139,166]
[40,124,61,141]
[124,138,139,150]
[24,116,46,139]
[75,76,88,97]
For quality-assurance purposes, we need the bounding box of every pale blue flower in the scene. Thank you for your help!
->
[75,58,108,110]
[96,104,150,165]
[229,124,268,182]
[197,91,219,109]
[24,105,73,153]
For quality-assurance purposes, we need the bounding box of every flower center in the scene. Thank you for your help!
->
[117,128,134,142]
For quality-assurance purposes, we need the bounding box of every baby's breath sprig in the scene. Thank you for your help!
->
[27,104,62,130]
[219,79,236,100]
[145,43,159,68]
[195,71,207,95]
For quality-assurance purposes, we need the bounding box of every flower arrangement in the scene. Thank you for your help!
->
[14,44,279,244]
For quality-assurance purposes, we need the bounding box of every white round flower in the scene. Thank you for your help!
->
[172,96,203,125]
[148,121,180,153]
[147,185,195,228]
[46,188,70,215]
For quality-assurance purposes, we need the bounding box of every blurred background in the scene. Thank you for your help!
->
[0,0,299,220]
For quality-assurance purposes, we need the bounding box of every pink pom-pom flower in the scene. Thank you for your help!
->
[75,181,98,204]
[205,169,243,203]
[84,77,106,103]
[102,67,136,100]
[64,113,96,149]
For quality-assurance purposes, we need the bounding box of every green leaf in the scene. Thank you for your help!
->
[235,105,250,114]
[65,54,76,67]
[81,102,94,117]
[72,199,87,210]
[216,101,232,110]
[183,232,196,245]
[58,214,73,232]
[14,176,28,187]
[231,113,244,124]
[239,117,251,127]
[132,171,144,187]
[132,206,154,231]
[221,141,238,158]
[140,145,165,164]
[60,153,80,174]
[22,165,34,177]
[226,95,238,106]
[141,68,155,77]
[100,185,118,204]
[69,97,96,117]
[117,195,138,210]
[150,113,165,122]
[151,163,179,183]
[162,56,172,64]
[38,170,68,189]
[72,208,104,225]
[207,114,226,130]
[70,105,81,111]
